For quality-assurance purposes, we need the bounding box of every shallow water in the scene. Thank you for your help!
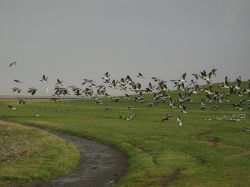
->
[12,131,127,187]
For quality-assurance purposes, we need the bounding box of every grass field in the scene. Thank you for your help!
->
[0,120,80,187]
[0,85,250,186]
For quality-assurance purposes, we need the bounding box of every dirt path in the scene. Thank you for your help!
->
[14,130,127,187]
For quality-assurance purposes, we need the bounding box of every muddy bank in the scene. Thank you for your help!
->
[13,130,127,187]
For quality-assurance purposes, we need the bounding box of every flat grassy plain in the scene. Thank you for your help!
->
[0,86,250,186]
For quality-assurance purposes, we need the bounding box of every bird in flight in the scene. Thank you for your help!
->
[105,106,112,111]
[27,87,38,95]
[12,87,22,93]
[40,75,48,83]
[14,79,22,83]
[137,72,145,78]
[176,116,183,126]
[161,113,172,122]
[9,61,17,67]
[8,105,18,110]
[18,99,26,105]
[102,72,110,83]
[56,78,63,85]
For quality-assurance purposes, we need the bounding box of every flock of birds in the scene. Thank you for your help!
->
[6,62,250,127]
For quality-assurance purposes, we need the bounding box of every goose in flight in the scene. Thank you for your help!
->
[200,70,213,84]
[9,61,17,67]
[189,79,197,87]
[191,84,199,94]
[169,97,176,108]
[128,106,134,110]
[50,97,60,102]
[147,102,154,107]
[145,82,155,92]
[119,113,136,121]
[124,93,130,100]
[82,79,94,86]
[210,68,217,78]
[161,113,172,122]
[200,98,206,110]
[221,76,230,89]
[18,99,26,105]
[244,80,250,96]
[102,72,110,83]
[234,78,241,91]
[40,75,48,83]
[8,105,18,110]
[119,78,126,87]
[126,113,136,121]
[176,116,183,126]
[56,78,63,85]
[105,106,112,111]
[112,97,120,103]
[180,103,188,113]
[158,81,168,91]
[125,75,133,84]
[135,95,144,103]
[170,79,179,88]
[111,79,118,88]
[12,87,22,93]
[180,72,187,83]
[27,87,38,95]
[232,99,245,110]
[95,99,103,105]
[132,82,141,92]
[14,79,22,83]
[137,72,145,78]
[192,73,199,80]
[152,77,159,82]
[149,82,155,90]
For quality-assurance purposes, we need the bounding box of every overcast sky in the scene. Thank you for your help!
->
[0,0,250,95]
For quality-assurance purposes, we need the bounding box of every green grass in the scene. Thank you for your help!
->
[0,83,249,186]
[0,120,80,187]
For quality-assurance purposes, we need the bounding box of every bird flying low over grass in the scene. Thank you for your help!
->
[128,106,134,110]
[8,105,18,110]
[18,99,26,105]
[112,97,120,103]
[180,103,188,113]
[5,66,250,126]
[14,79,22,83]
[176,116,183,126]
[119,113,136,121]
[161,113,172,122]
[105,106,112,111]
[180,72,187,83]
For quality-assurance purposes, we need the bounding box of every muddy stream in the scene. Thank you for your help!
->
[13,130,127,187]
